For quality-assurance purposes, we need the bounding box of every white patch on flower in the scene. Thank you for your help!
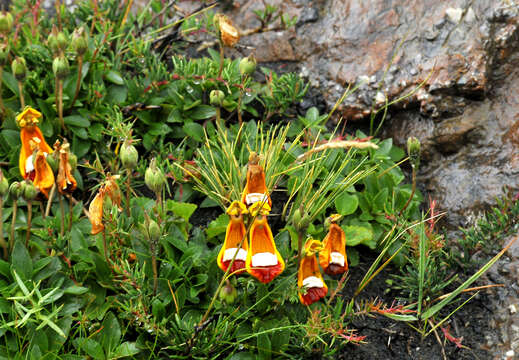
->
[25,154,34,174]
[302,276,324,289]
[251,252,278,267]
[222,248,247,262]
[330,252,344,266]
[246,193,268,205]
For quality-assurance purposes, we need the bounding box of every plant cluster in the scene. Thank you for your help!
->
[0,0,512,358]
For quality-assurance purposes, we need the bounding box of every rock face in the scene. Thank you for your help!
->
[181,0,519,229]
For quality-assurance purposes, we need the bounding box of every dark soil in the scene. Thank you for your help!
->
[338,251,492,360]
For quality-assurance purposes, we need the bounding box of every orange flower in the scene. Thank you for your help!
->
[17,107,53,180]
[88,175,121,235]
[241,152,271,207]
[217,201,249,274]
[89,188,105,235]
[319,215,348,276]
[32,148,55,198]
[57,141,77,195]
[298,239,328,306]
[246,202,284,283]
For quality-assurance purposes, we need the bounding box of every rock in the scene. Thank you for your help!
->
[179,0,519,229]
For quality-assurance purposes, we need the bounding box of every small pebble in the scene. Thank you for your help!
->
[509,304,517,314]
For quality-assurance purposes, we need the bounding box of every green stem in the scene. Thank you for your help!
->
[9,199,17,251]
[102,228,109,264]
[125,169,131,217]
[71,55,83,108]
[17,81,24,109]
[58,80,65,132]
[0,197,6,259]
[0,66,5,117]
[25,200,32,247]
[400,165,416,216]
[59,193,65,237]
[68,195,73,232]
[215,107,221,127]
[152,245,158,295]
[217,39,224,78]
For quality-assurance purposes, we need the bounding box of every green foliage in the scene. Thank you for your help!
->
[0,0,500,358]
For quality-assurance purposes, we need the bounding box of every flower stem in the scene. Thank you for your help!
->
[17,81,24,109]
[297,231,303,266]
[58,80,65,132]
[125,168,131,217]
[151,243,158,295]
[71,54,83,108]
[25,200,32,247]
[0,197,7,260]
[400,165,417,216]
[217,39,224,78]
[9,199,17,251]
[44,183,56,218]
[0,66,5,117]
[102,228,109,264]
[59,193,65,237]
[68,195,73,232]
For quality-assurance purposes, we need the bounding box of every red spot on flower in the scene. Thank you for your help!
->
[221,260,247,274]
[301,287,327,306]
[248,263,284,284]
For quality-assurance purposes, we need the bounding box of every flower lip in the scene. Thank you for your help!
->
[249,201,271,217]
[16,106,42,128]
[226,200,248,216]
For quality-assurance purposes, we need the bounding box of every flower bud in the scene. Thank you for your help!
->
[11,57,27,81]
[0,43,9,67]
[120,140,138,170]
[71,27,88,56]
[407,137,421,169]
[53,55,70,80]
[48,25,59,55]
[219,282,238,305]
[148,219,161,243]
[22,180,38,201]
[0,169,8,196]
[209,90,225,107]
[9,181,21,199]
[239,55,256,76]
[293,208,311,231]
[56,31,68,53]
[0,12,13,35]
[145,158,166,194]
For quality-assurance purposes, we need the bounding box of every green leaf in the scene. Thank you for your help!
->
[64,115,90,128]
[112,342,140,358]
[335,193,359,216]
[76,339,104,360]
[166,201,197,222]
[105,70,124,85]
[107,85,128,104]
[11,241,32,280]
[182,122,204,142]
[64,286,89,295]
[257,330,272,360]
[100,312,121,353]
[206,213,228,239]
[3,71,18,95]
[188,105,216,120]
[372,188,388,211]
[344,225,373,247]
